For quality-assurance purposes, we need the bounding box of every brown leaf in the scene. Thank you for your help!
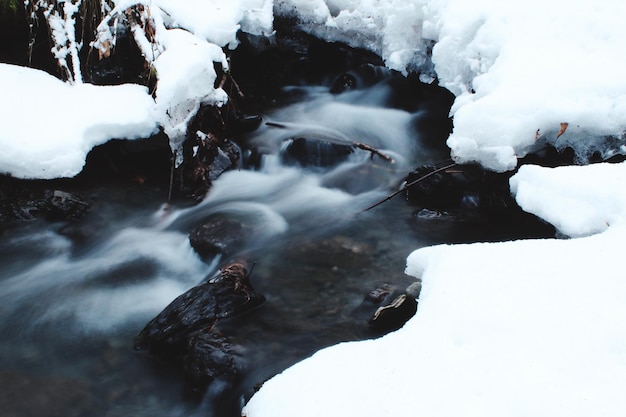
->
[557,122,569,139]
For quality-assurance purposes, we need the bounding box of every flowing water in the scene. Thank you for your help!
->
[0,77,550,416]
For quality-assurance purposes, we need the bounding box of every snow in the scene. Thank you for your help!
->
[0,63,158,179]
[243,161,626,417]
[6,0,626,178]
[279,0,626,171]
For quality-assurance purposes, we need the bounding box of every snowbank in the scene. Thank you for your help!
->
[279,0,626,171]
[0,63,158,179]
[4,0,626,178]
[243,161,626,417]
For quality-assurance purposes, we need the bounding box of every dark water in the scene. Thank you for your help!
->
[0,80,551,417]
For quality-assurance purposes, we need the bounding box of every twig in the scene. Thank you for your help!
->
[353,142,395,163]
[167,150,176,203]
[265,121,287,129]
[364,162,457,211]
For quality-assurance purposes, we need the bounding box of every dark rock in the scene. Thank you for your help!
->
[286,236,373,269]
[405,163,468,209]
[368,282,420,332]
[281,137,354,168]
[365,283,394,303]
[230,21,387,104]
[179,128,240,200]
[78,134,172,184]
[518,144,576,167]
[189,217,248,259]
[183,331,241,391]
[0,176,91,223]
[330,73,357,94]
[45,190,90,220]
[134,262,265,355]
[86,5,154,88]
[404,163,557,243]
[134,262,265,390]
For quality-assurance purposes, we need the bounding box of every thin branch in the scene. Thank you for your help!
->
[364,162,457,211]
[353,142,395,163]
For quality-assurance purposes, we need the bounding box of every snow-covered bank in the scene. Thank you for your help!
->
[1,0,275,179]
[280,0,626,171]
[0,63,158,179]
[243,161,626,417]
[4,0,626,178]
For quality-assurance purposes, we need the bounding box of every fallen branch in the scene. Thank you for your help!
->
[353,142,395,163]
[364,161,457,211]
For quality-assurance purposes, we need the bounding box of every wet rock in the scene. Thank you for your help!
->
[230,21,387,104]
[366,283,394,303]
[404,163,473,210]
[183,331,241,391]
[404,163,557,242]
[134,262,265,391]
[368,282,421,332]
[189,217,248,259]
[0,176,91,223]
[281,137,355,168]
[287,236,373,269]
[330,73,357,94]
[46,190,90,220]
[180,130,241,199]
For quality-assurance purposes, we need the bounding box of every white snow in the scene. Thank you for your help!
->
[0,63,158,179]
[243,161,626,417]
[6,0,626,177]
[279,0,626,170]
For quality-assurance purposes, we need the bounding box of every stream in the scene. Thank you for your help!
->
[0,50,554,416]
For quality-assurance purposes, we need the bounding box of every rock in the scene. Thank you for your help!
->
[45,190,90,220]
[134,262,265,390]
[189,217,247,259]
[330,73,357,94]
[365,283,394,303]
[368,283,419,332]
[286,236,373,269]
[183,331,241,392]
[134,262,264,355]
[0,176,91,223]
[405,163,557,242]
[281,137,354,168]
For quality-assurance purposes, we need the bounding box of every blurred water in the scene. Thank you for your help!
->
[0,82,456,416]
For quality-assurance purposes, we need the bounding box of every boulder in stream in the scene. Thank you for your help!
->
[281,137,355,168]
[134,262,265,391]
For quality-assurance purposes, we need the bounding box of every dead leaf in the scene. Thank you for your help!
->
[557,122,569,139]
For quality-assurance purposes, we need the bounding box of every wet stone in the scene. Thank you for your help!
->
[287,236,374,269]
[189,217,248,259]
[281,137,355,168]
[134,263,265,392]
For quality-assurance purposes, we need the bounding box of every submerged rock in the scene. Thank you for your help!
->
[281,137,355,168]
[134,262,265,391]
[189,217,248,260]
[286,235,373,269]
